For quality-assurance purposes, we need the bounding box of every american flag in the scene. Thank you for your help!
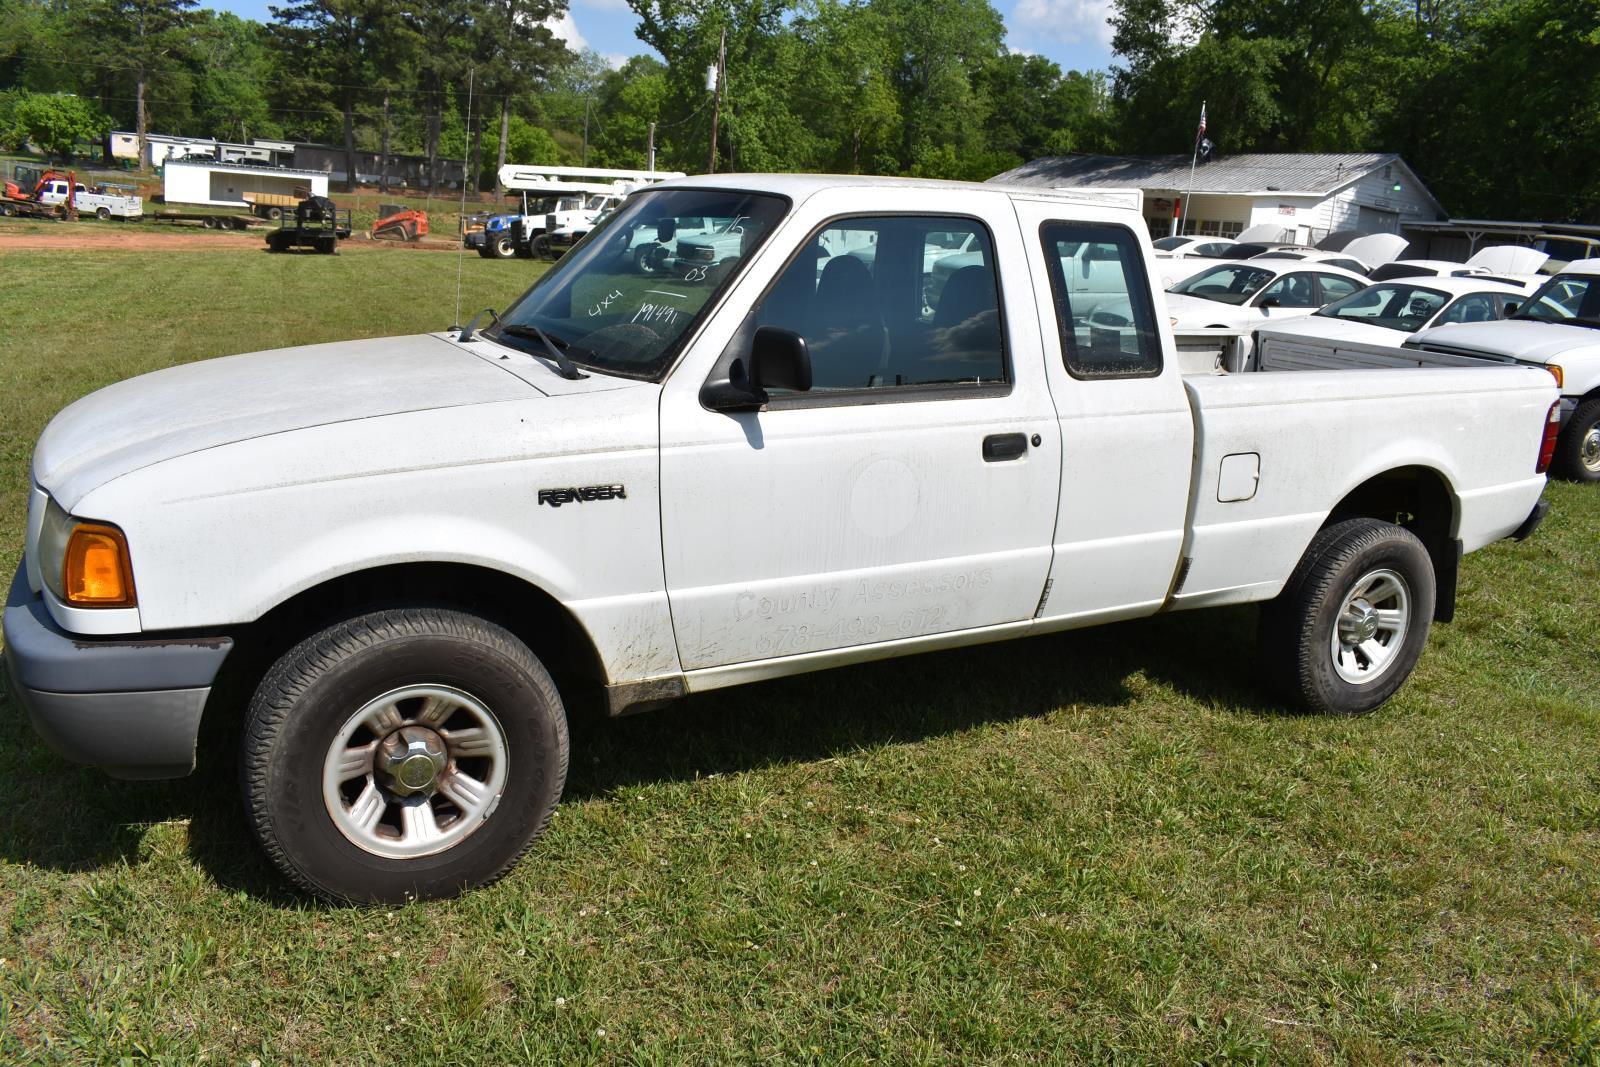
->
[1195,103,1207,146]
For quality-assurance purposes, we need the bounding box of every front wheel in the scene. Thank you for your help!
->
[241,608,569,903]
[1554,397,1600,483]
[489,234,517,259]
[1257,518,1435,715]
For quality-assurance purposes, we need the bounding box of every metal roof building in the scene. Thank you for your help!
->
[992,153,1446,244]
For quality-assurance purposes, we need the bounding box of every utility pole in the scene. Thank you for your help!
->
[647,121,657,173]
[582,98,591,166]
[707,26,726,174]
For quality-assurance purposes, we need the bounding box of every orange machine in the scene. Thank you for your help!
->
[371,204,429,241]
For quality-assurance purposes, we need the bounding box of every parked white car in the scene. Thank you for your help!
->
[1406,262,1600,480]
[1255,275,1537,353]
[1164,260,1370,346]
[4,174,1558,903]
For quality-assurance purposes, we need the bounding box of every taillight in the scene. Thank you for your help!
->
[1536,401,1562,474]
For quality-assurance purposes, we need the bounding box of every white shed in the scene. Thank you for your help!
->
[162,160,329,209]
[991,153,1445,244]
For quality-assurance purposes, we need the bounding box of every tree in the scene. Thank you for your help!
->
[1,91,110,158]
[473,0,570,193]
[83,0,198,163]
[189,12,279,142]
[269,0,417,189]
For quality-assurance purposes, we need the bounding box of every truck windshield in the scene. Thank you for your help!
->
[1316,283,1448,332]
[1513,274,1600,325]
[490,188,788,381]
[1168,263,1274,304]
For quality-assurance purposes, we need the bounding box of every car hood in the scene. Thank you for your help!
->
[34,333,550,508]
[1407,319,1600,364]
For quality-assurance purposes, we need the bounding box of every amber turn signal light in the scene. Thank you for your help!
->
[63,523,137,607]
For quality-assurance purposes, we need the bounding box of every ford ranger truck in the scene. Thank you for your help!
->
[3,175,1560,904]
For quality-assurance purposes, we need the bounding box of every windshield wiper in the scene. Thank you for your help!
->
[497,324,589,380]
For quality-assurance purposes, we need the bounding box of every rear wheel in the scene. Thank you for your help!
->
[267,206,283,221]
[241,608,569,903]
[95,206,111,220]
[1553,397,1600,483]
[1257,518,1435,715]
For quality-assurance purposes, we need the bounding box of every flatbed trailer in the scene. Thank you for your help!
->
[0,195,66,220]
[153,209,259,230]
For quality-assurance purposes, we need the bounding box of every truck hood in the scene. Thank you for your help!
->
[34,333,543,508]
[1407,319,1600,365]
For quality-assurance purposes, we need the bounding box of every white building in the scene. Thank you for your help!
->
[992,153,1445,244]
[110,132,292,169]
[162,159,328,209]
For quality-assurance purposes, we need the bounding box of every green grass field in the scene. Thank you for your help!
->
[1,238,1598,1063]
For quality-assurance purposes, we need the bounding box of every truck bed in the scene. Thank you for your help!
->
[1254,330,1518,372]
[1175,366,1555,608]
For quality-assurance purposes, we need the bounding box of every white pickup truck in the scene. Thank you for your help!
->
[1254,263,1600,481]
[3,175,1559,903]
[37,177,143,220]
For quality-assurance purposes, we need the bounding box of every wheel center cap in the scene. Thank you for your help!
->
[1345,601,1379,643]
[378,726,448,797]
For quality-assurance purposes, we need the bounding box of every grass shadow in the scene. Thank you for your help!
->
[0,603,1279,900]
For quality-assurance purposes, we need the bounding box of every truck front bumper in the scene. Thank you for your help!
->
[3,563,233,780]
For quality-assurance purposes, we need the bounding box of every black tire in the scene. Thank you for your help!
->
[476,243,493,259]
[95,206,110,220]
[489,234,517,259]
[202,216,219,229]
[267,206,283,221]
[1257,518,1435,715]
[531,234,553,260]
[242,608,569,903]
[634,244,666,274]
[1553,397,1600,483]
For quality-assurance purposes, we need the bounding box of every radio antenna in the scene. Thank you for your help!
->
[450,66,475,332]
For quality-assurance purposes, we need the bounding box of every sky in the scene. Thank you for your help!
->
[209,0,1119,76]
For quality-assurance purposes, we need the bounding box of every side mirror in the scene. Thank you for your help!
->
[750,326,811,393]
[701,326,811,412]
[1503,301,1521,315]
[1258,297,1280,310]
[655,218,676,242]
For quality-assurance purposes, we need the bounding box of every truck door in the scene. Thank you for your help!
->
[659,193,1062,671]
[1010,197,1194,623]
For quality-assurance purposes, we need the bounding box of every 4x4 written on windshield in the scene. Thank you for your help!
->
[488,192,787,381]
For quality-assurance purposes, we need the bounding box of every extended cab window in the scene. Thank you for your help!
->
[1040,222,1162,379]
[756,216,1006,394]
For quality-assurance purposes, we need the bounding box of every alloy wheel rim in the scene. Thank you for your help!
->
[1330,567,1411,685]
[322,684,509,859]
[1581,426,1600,473]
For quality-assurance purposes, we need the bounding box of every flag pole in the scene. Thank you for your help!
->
[1181,100,1205,237]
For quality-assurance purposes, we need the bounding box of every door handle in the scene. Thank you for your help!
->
[982,432,1028,462]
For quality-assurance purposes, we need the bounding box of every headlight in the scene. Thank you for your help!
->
[38,498,137,608]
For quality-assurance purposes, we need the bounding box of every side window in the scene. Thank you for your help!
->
[1316,273,1363,303]
[756,216,1006,394]
[1438,293,1499,324]
[1039,221,1162,380]
[1257,272,1319,308]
